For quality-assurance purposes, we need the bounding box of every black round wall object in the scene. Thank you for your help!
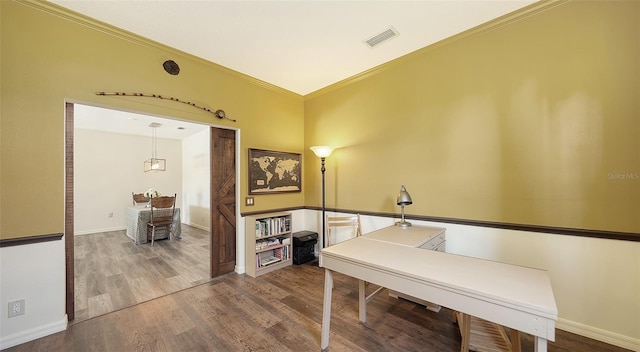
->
[163,60,180,75]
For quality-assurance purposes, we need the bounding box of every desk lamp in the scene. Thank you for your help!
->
[395,185,413,227]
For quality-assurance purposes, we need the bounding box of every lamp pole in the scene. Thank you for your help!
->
[310,146,335,251]
[320,156,326,249]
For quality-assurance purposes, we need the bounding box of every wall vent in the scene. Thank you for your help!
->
[364,27,399,48]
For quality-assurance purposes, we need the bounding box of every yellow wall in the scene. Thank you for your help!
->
[0,0,304,239]
[305,0,639,234]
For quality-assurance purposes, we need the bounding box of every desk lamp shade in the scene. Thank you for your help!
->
[395,185,413,227]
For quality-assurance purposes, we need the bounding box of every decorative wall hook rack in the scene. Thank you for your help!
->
[95,91,236,122]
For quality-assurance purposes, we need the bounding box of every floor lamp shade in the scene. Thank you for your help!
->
[310,146,335,158]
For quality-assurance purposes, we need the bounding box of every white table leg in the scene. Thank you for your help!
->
[358,280,366,323]
[321,268,334,351]
[534,337,548,352]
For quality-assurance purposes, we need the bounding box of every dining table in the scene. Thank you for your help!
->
[125,205,182,245]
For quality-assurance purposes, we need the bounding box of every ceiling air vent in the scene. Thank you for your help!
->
[364,27,399,48]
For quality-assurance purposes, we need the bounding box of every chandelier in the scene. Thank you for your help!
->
[144,122,166,172]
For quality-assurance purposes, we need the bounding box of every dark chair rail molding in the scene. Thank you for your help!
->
[242,206,639,243]
[241,206,306,218]
[0,233,64,247]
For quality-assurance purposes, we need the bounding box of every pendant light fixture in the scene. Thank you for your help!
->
[144,122,166,172]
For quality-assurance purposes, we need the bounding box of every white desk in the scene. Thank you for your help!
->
[364,224,445,249]
[320,226,557,351]
[366,225,446,311]
[125,206,182,245]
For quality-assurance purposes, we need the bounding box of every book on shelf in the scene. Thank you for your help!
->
[260,256,281,267]
[255,237,281,251]
[255,216,292,238]
[256,246,291,268]
[273,246,290,261]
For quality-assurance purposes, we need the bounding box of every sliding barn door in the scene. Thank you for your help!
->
[210,127,236,276]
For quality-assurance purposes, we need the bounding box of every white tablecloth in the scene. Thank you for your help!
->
[126,206,182,245]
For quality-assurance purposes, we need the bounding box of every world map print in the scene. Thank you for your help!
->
[249,149,301,194]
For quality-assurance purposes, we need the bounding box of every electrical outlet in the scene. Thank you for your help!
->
[8,299,25,318]
[245,197,254,206]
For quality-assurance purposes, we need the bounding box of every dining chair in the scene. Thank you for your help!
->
[325,214,362,247]
[132,192,149,206]
[326,214,384,300]
[146,193,176,246]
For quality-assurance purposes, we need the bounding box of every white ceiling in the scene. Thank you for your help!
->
[51,0,537,96]
[74,103,210,140]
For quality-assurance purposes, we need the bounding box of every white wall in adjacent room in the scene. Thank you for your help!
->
[181,129,211,230]
[74,129,182,234]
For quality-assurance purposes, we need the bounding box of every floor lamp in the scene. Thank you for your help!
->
[310,146,335,249]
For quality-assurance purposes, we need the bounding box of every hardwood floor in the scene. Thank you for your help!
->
[73,225,211,323]
[8,262,631,352]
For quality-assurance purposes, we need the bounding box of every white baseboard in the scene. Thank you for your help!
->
[186,222,210,232]
[74,223,209,236]
[0,315,68,350]
[74,226,126,236]
[557,318,639,351]
[235,264,246,274]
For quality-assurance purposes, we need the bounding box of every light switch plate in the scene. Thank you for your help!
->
[245,197,255,206]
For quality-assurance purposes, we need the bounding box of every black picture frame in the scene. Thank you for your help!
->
[248,148,302,194]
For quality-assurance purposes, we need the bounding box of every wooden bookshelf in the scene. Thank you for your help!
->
[245,211,293,278]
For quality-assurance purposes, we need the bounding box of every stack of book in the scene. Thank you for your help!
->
[255,245,290,268]
[255,237,281,251]
[255,216,291,237]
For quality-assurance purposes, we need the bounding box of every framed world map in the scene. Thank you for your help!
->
[248,148,302,194]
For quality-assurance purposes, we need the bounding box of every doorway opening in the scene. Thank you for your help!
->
[64,102,237,322]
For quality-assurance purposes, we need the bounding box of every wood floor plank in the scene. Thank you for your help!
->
[148,256,180,278]
[214,281,283,329]
[73,276,88,311]
[200,294,278,350]
[105,273,136,308]
[173,283,238,351]
[87,293,114,318]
